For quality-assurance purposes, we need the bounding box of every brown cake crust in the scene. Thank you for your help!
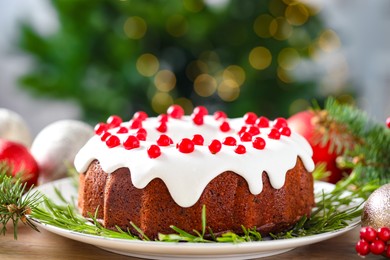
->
[78,158,314,239]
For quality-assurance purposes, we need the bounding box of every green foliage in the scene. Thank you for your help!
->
[18,0,324,123]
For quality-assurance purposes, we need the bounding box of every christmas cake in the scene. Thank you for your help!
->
[75,105,315,239]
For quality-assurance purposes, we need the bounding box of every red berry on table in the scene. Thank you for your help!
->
[123,135,140,150]
[157,134,173,146]
[223,136,237,146]
[106,135,121,148]
[0,138,39,188]
[273,117,288,129]
[256,116,269,128]
[268,128,281,140]
[240,132,252,142]
[370,239,385,255]
[192,134,204,145]
[235,145,246,154]
[133,111,148,121]
[253,137,266,150]
[280,127,291,137]
[177,138,195,153]
[378,227,390,242]
[208,139,222,154]
[167,105,184,119]
[147,145,161,158]
[244,112,257,125]
[360,226,377,242]
[106,115,122,128]
[193,106,208,116]
[219,121,230,132]
[213,111,227,120]
[94,123,108,135]
[355,239,370,256]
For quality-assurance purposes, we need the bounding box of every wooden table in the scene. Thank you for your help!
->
[0,223,378,260]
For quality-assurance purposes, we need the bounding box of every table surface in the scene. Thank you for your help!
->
[0,223,379,260]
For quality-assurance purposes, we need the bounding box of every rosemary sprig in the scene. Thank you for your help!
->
[0,162,43,239]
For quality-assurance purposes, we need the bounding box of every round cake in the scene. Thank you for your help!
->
[75,105,315,239]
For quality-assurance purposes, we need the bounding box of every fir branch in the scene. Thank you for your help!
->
[0,163,43,239]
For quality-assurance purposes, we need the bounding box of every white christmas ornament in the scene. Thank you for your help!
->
[0,108,32,147]
[31,120,93,183]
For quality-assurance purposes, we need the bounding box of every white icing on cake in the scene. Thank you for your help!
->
[74,114,314,208]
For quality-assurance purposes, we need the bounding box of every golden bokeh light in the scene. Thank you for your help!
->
[277,66,294,83]
[136,53,159,77]
[151,92,174,114]
[183,0,204,12]
[249,46,272,70]
[253,14,273,38]
[194,74,217,97]
[154,70,176,92]
[285,3,309,26]
[278,47,300,71]
[270,17,293,41]
[166,15,188,37]
[223,65,246,86]
[124,16,147,39]
[268,0,286,17]
[318,29,341,53]
[218,80,240,102]
[174,97,194,114]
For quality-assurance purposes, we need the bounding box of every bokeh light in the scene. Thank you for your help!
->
[175,97,194,114]
[249,46,272,70]
[124,16,147,39]
[136,53,159,77]
[166,15,188,37]
[218,79,240,102]
[151,92,174,114]
[183,0,205,12]
[270,17,293,40]
[186,60,208,81]
[223,65,246,86]
[253,14,273,38]
[194,74,217,97]
[318,29,341,53]
[154,70,176,92]
[278,47,300,71]
[285,3,309,26]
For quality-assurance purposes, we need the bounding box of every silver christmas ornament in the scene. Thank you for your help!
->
[362,183,390,229]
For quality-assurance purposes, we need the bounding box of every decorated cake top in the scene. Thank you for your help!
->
[74,105,315,207]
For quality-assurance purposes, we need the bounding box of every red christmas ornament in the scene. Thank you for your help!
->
[0,138,39,188]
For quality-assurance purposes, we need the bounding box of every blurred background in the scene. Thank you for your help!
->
[0,0,389,135]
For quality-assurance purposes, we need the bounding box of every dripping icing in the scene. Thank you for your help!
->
[74,115,315,207]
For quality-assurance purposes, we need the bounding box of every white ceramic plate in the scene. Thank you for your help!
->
[28,178,360,260]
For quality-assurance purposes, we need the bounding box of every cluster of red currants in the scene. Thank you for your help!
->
[356,226,390,257]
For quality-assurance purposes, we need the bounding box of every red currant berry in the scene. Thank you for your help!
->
[192,134,204,145]
[238,126,247,135]
[106,115,122,128]
[361,226,377,242]
[223,136,237,146]
[268,128,281,140]
[123,135,140,150]
[193,106,208,116]
[252,137,266,150]
[101,132,111,142]
[137,128,147,136]
[280,127,291,137]
[156,122,168,133]
[133,111,148,121]
[130,119,142,129]
[158,113,169,123]
[106,135,120,148]
[219,121,230,132]
[177,138,195,153]
[136,133,146,141]
[248,126,260,136]
[378,227,390,242]
[256,116,269,128]
[370,239,386,255]
[208,139,222,154]
[244,112,257,125]
[386,116,390,128]
[157,134,173,146]
[355,239,370,256]
[235,145,246,154]
[192,113,204,125]
[147,145,161,159]
[167,105,184,119]
[94,123,108,135]
[213,111,227,120]
[240,132,253,142]
[273,117,288,129]
[117,126,129,133]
